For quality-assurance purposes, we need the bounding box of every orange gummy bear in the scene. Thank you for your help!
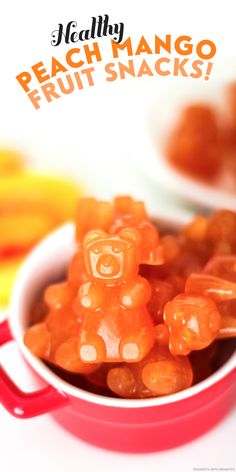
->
[154,323,170,345]
[24,302,97,374]
[148,279,177,324]
[76,198,113,243]
[114,197,164,265]
[75,196,164,266]
[111,196,164,265]
[167,105,222,179]
[23,200,236,399]
[160,234,180,263]
[112,196,148,227]
[163,294,221,355]
[185,273,236,301]
[44,282,77,310]
[67,250,88,289]
[182,215,209,243]
[107,343,193,398]
[85,363,118,391]
[75,227,155,363]
[203,255,236,281]
[217,300,236,339]
[206,211,236,249]
[228,83,236,132]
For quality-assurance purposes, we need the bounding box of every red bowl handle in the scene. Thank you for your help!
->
[0,319,13,346]
[0,320,69,418]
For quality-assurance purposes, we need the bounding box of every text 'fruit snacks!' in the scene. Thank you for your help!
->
[24,197,236,399]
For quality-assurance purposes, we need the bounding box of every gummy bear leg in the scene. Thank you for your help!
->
[79,334,106,363]
[119,332,154,362]
[24,322,51,359]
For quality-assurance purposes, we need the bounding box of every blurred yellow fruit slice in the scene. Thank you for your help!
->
[0,257,24,306]
[0,212,56,254]
[0,172,83,307]
[0,173,81,222]
[0,148,24,176]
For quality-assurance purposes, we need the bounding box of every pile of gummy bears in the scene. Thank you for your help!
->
[24,197,236,399]
[166,82,236,192]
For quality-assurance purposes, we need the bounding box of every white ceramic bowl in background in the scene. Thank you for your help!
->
[133,79,236,212]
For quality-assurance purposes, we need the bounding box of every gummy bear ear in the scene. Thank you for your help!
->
[83,229,107,247]
[119,227,141,246]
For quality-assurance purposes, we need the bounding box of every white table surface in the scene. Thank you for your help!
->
[0,394,235,472]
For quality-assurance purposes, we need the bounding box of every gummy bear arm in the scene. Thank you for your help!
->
[120,276,151,308]
[79,281,104,310]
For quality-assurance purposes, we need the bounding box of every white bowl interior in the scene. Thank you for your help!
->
[10,220,236,408]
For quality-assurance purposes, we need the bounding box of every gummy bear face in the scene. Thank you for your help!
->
[83,228,140,284]
[87,239,126,280]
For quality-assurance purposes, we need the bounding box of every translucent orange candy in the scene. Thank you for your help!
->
[111,196,164,265]
[222,83,236,150]
[160,234,180,263]
[163,294,221,355]
[158,232,211,281]
[85,363,118,391]
[24,201,236,400]
[44,282,77,310]
[183,215,209,243]
[154,323,170,345]
[107,343,193,399]
[112,196,148,227]
[67,250,88,289]
[203,255,236,281]
[76,198,113,243]
[184,255,236,337]
[217,300,236,339]
[148,279,177,324]
[75,196,164,266]
[24,282,97,374]
[185,273,236,301]
[229,82,236,127]
[167,105,222,179]
[75,227,155,363]
[207,211,236,251]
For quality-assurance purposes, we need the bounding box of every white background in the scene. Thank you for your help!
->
[0,0,236,470]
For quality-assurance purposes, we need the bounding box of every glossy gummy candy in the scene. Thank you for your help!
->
[207,211,236,250]
[111,197,164,265]
[24,303,97,374]
[23,199,236,400]
[185,273,236,301]
[163,293,221,355]
[107,343,193,398]
[75,227,155,363]
[203,255,236,281]
[167,105,222,179]
[217,300,236,339]
[148,279,177,324]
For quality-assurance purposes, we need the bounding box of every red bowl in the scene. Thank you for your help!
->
[0,221,235,453]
